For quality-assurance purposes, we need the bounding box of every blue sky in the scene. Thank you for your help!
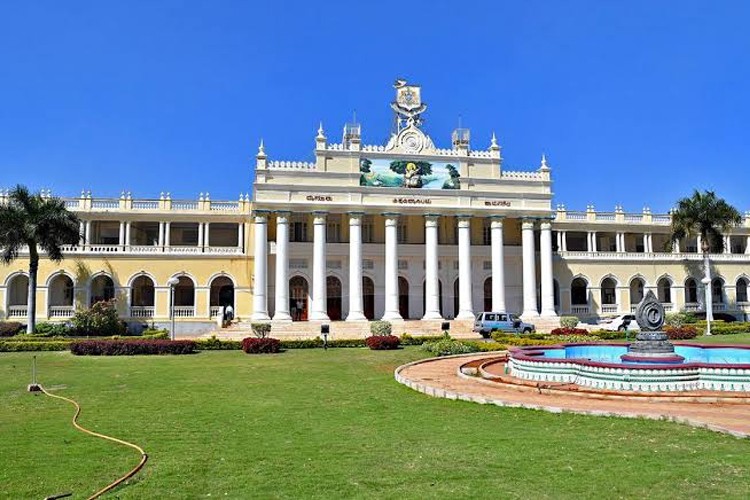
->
[1,1,749,212]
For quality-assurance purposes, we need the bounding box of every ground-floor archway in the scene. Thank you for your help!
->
[290,276,309,321]
[363,276,375,320]
[483,277,492,311]
[398,277,409,319]
[90,275,115,305]
[327,276,342,321]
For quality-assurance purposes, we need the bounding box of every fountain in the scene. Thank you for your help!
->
[619,291,685,363]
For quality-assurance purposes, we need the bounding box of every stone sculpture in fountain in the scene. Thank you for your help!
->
[621,290,685,363]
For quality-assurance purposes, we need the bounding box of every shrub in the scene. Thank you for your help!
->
[365,335,400,350]
[491,332,547,343]
[0,340,69,352]
[553,334,604,343]
[250,323,272,338]
[550,327,589,336]
[242,337,281,354]
[195,336,242,350]
[491,334,558,347]
[664,326,699,340]
[462,341,507,352]
[33,322,73,336]
[664,312,697,327]
[0,322,24,337]
[70,300,126,336]
[708,324,750,335]
[422,338,479,356]
[399,334,446,346]
[589,329,627,340]
[70,339,196,355]
[369,321,392,336]
[560,316,579,328]
[142,328,169,339]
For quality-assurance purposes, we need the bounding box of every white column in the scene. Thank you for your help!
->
[673,238,680,253]
[456,216,474,320]
[84,220,91,248]
[540,220,556,317]
[250,214,270,321]
[119,222,125,247]
[158,222,165,247]
[125,221,131,248]
[423,215,442,319]
[696,235,703,253]
[310,213,329,321]
[616,232,623,253]
[237,223,244,249]
[198,223,204,251]
[591,232,598,252]
[490,217,506,312]
[382,215,402,320]
[521,219,539,318]
[347,213,366,321]
[164,222,171,248]
[724,235,731,254]
[204,222,211,249]
[556,230,562,252]
[561,230,567,252]
[745,236,750,255]
[273,213,291,321]
[79,221,85,246]
[642,233,649,253]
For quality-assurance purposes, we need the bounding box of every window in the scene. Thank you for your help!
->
[737,278,749,303]
[685,278,698,303]
[498,314,508,321]
[397,221,407,243]
[482,221,491,246]
[485,313,496,321]
[326,221,341,243]
[362,216,374,243]
[291,218,307,242]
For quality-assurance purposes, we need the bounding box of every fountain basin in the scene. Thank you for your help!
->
[508,343,750,392]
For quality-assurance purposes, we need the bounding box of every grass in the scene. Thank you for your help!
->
[1,348,749,499]
[688,332,750,344]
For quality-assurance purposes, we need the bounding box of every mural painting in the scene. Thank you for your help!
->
[359,158,460,189]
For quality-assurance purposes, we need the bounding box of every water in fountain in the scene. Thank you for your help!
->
[620,290,685,363]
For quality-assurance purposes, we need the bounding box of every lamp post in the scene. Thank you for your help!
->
[167,277,179,340]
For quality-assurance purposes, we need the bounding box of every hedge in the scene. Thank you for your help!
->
[549,327,589,336]
[365,335,400,350]
[0,322,24,337]
[70,339,197,355]
[241,337,281,354]
[0,341,70,352]
[664,326,699,340]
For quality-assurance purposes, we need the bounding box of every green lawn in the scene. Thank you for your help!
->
[687,333,750,344]
[1,348,749,499]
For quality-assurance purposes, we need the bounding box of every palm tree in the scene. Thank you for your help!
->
[670,190,742,335]
[0,185,81,333]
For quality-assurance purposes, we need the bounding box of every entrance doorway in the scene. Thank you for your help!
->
[326,276,343,320]
[363,276,375,320]
[290,276,309,321]
[398,277,410,319]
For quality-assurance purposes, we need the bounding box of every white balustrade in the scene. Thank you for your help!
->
[684,303,700,312]
[64,200,80,209]
[91,200,120,209]
[571,305,590,315]
[129,245,161,253]
[132,200,159,210]
[130,306,155,318]
[601,304,618,314]
[172,201,199,210]
[712,303,727,312]
[166,246,202,254]
[48,305,74,318]
[662,303,674,312]
[172,306,195,318]
[209,201,239,211]
[209,306,222,318]
[87,244,122,253]
[7,305,28,318]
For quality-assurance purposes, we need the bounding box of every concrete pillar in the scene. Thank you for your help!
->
[540,220,556,317]
[457,216,474,319]
[310,213,329,321]
[273,213,291,321]
[382,215,401,320]
[521,219,539,318]
[490,217,506,312]
[250,214,270,321]
[423,215,442,319]
[346,213,366,321]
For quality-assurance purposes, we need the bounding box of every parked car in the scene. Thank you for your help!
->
[473,312,535,337]
[599,314,639,332]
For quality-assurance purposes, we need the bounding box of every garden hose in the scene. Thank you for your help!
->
[38,385,148,499]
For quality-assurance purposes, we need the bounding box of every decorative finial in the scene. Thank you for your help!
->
[540,154,550,171]
[120,190,125,200]
[205,192,210,201]
[257,139,265,157]
[199,192,204,201]
[160,192,165,200]
[166,192,171,200]
[316,122,325,140]
[490,132,498,149]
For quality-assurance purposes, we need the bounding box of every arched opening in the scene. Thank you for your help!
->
[553,279,560,311]
[601,278,617,305]
[90,275,115,305]
[173,276,195,317]
[130,275,155,318]
[712,277,725,304]
[362,276,375,320]
[290,276,309,321]
[629,277,645,306]
[210,276,234,319]
[483,277,492,311]
[571,278,588,306]
[685,278,698,304]
[657,277,672,304]
[326,276,343,321]
[398,277,409,319]
[453,279,460,319]
[422,279,444,316]
[48,274,74,318]
[7,274,29,318]
[737,278,749,303]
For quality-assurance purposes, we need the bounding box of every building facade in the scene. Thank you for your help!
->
[2,81,750,333]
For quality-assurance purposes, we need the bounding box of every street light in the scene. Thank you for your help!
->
[167,277,180,340]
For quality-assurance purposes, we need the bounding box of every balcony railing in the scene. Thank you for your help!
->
[48,305,74,318]
[172,306,195,318]
[209,306,223,318]
[7,305,28,318]
[684,303,700,312]
[130,306,155,318]
[571,305,590,315]
[557,251,750,262]
[601,304,618,314]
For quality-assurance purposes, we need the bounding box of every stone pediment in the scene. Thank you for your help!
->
[384,123,437,155]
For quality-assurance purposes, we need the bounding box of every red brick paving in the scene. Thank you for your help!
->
[396,354,750,438]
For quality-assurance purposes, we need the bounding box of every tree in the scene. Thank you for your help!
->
[359,158,372,173]
[389,160,433,176]
[669,190,742,335]
[0,185,81,333]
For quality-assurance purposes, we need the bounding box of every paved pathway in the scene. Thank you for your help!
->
[396,354,750,438]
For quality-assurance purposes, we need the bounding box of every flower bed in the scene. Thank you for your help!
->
[70,339,196,355]
[365,335,400,350]
[664,326,699,340]
[241,337,281,354]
